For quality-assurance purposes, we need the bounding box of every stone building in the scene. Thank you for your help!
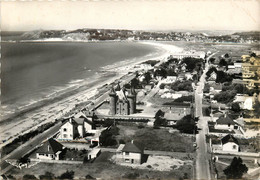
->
[109,84,136,115]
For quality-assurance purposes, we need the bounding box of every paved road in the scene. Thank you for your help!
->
[0,122,63,175]
[195,53,217,180]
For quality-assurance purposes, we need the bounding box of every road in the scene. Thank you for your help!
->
[0,121,62,175]
[195,53,217,180]
[0,73,136,176]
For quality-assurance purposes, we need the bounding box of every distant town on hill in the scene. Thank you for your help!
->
[9,28,260,43]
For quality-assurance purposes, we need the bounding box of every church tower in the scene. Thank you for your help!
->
[127,87,136,114]
[109,87,117,115]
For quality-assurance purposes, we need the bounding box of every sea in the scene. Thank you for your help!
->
[1,32,164,120]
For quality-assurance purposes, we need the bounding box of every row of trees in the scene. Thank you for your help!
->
[213,90,237,104]
[153,111,197,134]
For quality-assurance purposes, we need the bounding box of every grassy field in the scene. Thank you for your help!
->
[8,151,193,179]
[115,125,194,153]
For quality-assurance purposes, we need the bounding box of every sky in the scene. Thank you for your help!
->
[1,0,260,32]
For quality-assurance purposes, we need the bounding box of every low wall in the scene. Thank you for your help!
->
[31,158,83,164]
[213,151,260,157]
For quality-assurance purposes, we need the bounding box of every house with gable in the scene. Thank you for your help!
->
[221,134,240,152]
[214,114,238,131]
[116,140,144,164]
[36,138,65,160]
[208,71,217,82]
[210,134,240,152]
[59,116,95,140]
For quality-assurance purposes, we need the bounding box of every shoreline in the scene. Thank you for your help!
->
[0,41,183,146]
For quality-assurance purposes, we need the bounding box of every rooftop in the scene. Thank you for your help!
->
[216,115,236,125]
[36,138,63,154]
[122,141,144,154]
[221,134,239,145]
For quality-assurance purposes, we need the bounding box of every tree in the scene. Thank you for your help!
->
[219,58,227,67]
[231,102,241,112]
[224,53,229,58]
[131,78,139,88]
[216,71,233,83]
[99,126,118,146]
[250,52,256,57]
[213,90,236,104]
[223,157,248,179]
[154,109,166,127]
[253,101,260,117]
[209,58,215,64]
[144,72,152,84]
[176,115,197,134]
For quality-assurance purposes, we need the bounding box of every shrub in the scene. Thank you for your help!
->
[85,174,95,179]
[138,124,145,129]
[123,172,140,179]
[39,172,55,180]
[58,170,74,179]
[23,174,37,179]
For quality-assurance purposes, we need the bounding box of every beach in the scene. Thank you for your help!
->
[0,41,183,147]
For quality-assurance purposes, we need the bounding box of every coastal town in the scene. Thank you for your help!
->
[1,34,260,179]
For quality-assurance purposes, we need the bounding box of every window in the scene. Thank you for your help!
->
[63,128,67,132]
[233,145,237,149]
[125,159,130,163]
[63,134,67,138]
[125,152,129,155]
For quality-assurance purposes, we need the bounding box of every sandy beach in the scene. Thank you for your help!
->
[0,41,183,148]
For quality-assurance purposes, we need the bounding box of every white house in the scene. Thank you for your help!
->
[116,140,144,164]
[214,114,238,131]
[234,94,256,110]
[59,117,95,140]
[221,134,240,152]
[36,138,64,160]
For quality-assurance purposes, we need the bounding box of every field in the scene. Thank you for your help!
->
[115,125,195,153]
[8,151,193,179]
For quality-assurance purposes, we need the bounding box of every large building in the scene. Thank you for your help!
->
[59,116,95,140]
[109,84,136,115]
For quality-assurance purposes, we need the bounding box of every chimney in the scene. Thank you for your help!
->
[69,118,72,123]
[131,140,134,144]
